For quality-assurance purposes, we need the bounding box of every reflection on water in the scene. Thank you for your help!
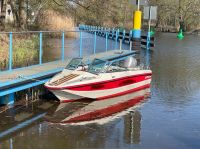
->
[46,89,149,125]
[124,110,141,144]
[0,88,149,148]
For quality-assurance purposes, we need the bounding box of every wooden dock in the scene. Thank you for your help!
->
[0,49,136,102]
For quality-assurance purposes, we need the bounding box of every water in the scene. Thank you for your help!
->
[1,32,200,149]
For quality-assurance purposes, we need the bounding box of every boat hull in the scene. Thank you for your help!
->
[64,79,151,100]
[50,90,83,102]
[45,70,152,102]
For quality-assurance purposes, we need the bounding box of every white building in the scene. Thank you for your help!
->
[0,0,14,24]
[5,3,14,23]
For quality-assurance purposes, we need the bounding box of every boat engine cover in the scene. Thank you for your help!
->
[123,57,137,68]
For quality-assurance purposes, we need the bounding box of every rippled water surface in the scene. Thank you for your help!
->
[1,33,200,149]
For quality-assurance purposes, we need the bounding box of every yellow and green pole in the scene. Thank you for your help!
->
[132,0,142,50]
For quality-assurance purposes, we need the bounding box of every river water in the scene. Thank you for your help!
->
[0,32,200,149]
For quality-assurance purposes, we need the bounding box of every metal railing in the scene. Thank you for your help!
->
[0,30,120,72]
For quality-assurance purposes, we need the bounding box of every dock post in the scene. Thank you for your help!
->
[93,31,97,54]
[79,31,83,57]
[39,32,43,65]
[61,31,65,61]
[9,32,13,71]
[106,32,108,52]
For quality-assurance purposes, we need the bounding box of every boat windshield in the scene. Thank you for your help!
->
[87,59,108,74]
[65,58,83,70]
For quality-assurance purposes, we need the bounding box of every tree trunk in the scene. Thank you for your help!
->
[18,0,27,30]
[9,0,20,27]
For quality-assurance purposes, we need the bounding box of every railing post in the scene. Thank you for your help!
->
[123,30,126,41]
[112,29,114,39]
[115,30,118,49]
[61,31,65,61]
[94,31,97,54]
[39,32,43,65]
[79,31,83,57]
[106,32,108,52]
[9,32,13,71]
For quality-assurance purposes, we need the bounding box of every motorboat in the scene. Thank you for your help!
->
[45,55,152,103]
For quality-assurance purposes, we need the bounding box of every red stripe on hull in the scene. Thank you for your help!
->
[62,95,146,123]
[46,73,152,91]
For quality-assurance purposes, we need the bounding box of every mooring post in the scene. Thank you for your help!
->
[79,31,83,57]
[94,31,97,54]
[9,32,13,71]
[106,32,108,52]
[39,32,43,65]
[61,31,65,61]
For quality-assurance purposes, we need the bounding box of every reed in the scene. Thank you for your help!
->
[37,10,76,38]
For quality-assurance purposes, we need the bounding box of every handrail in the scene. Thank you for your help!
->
[0,30,112,34]
[0,28,128,72]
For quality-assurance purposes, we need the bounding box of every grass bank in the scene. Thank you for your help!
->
[0,34,39,70]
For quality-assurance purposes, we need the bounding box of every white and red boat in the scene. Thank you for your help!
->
[45,56,152,102]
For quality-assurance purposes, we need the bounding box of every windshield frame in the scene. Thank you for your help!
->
[87,58,109,74]
[65,58,84,70]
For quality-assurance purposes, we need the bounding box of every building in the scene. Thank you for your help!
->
[0,0,14,24]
